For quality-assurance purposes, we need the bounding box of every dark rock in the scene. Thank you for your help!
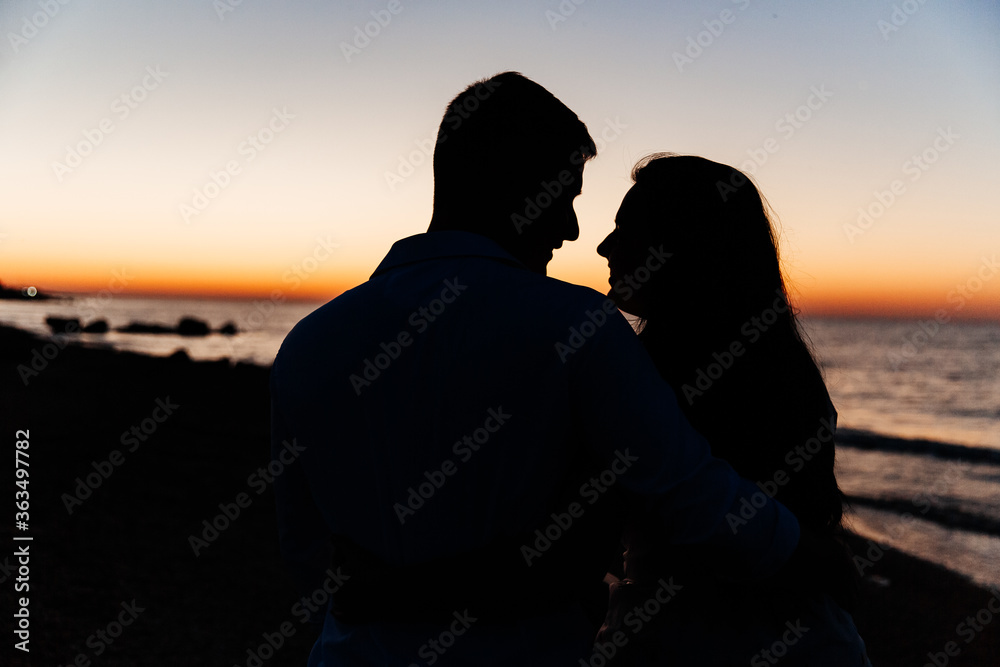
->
[82,319,109,334]
[218,322,238,335]
[177,317,210,337]
[45,316,81,334]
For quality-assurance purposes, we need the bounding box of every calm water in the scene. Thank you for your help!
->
[3,295,999,587]
[801,318,1000,450]
[0,294,318,369]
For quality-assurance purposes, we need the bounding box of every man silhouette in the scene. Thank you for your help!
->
[270,72,800,666]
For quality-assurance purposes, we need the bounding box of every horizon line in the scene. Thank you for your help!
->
[8,285,998,323]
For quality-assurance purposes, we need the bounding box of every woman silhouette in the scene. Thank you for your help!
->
[596,153,870,666]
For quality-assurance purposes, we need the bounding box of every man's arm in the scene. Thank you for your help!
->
[568,303,800,580]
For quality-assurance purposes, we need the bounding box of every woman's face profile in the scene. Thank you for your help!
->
[597,184,664,318]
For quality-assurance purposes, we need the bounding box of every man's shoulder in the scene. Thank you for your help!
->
[504,270,614,309]
[299,282,369,322]
[520,274,622,326]
[275,267,622,368]
[274,283,369,364]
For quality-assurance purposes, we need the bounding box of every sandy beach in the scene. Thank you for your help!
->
[2,323,997,666]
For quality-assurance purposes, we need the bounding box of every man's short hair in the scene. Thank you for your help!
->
[432,72,596,218]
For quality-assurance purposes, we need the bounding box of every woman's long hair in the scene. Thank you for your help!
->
[628,153,846,535]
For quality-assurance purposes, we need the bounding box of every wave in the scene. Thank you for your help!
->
[836,428,1000,464]
[845,495,1000,537]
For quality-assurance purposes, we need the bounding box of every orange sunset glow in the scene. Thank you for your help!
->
[0,1,996,321]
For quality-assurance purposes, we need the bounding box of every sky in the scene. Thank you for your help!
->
[1,0,998,318]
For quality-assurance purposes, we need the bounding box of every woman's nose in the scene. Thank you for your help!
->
[597,231,615,258]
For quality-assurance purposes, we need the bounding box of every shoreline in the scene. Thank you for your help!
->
[2,323,998,665]
[837,429,1000,465]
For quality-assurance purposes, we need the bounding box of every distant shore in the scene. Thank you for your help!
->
[2,323,998,666]
[0,282,58,300]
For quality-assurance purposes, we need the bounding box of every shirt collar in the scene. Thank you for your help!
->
[371,231,526,278]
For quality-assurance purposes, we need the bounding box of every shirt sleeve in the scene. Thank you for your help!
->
[567,302,800,580]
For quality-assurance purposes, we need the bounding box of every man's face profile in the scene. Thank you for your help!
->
[519,169,584,275]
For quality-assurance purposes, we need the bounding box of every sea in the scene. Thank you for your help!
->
[2,294,999,590]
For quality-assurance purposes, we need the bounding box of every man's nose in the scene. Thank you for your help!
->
[563,209,580,242]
